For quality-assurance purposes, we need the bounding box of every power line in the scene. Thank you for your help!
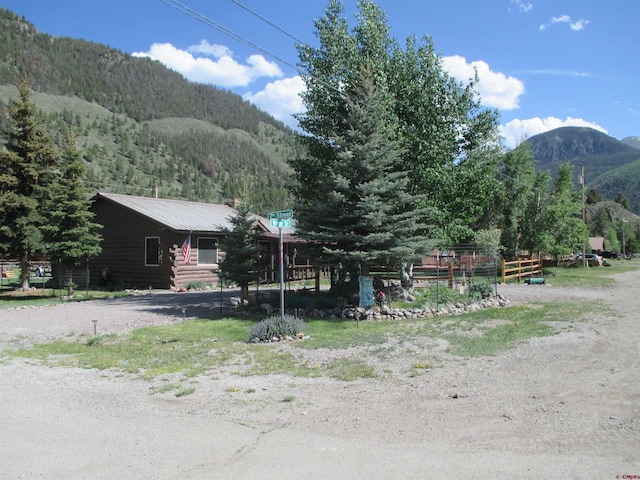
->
[159,0,297,70]
[230,0,305,45]
[161,0,419,130]
[162,0,509,163]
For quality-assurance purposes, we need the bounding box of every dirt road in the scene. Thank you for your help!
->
[1,271,639,479]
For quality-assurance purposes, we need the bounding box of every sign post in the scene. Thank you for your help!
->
[267,210,293,319]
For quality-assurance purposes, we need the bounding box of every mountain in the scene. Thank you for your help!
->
[0,8,302,214]
[621,136,640,150]
[525,127,640,213]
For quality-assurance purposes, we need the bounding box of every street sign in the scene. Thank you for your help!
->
[266,209,294,320]
[267,209,293,220]
[270,219,291,228]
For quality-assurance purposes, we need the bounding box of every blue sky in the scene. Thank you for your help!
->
[2,0,638,148]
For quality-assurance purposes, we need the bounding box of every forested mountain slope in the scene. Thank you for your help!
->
[0,7,302,214]
[526,127,640,213]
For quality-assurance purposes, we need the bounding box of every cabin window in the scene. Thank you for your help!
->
[145,237,160,266]
[197,237,218,265]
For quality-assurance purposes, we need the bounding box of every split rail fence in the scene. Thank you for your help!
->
[501,258,542,283]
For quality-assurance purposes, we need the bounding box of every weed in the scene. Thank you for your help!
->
[175,386,195,397]
[326,359,377,381]
[282,395,295,403]
[151,383,178,394]
[85,335,103,347]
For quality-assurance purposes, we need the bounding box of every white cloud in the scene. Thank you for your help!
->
[500,116,608,149]
[187,39,231,58]
[570,19,590,31]
[540,15,589,31]
[511,0,533,13]
[442,55,525,110]
[132,42,282,88]
[244,76,306,129]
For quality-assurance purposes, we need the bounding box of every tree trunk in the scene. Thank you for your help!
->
[401,262,414,289]
[66,264,74,296]
[19,256,30,290]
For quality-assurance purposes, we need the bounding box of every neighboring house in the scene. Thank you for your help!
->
[87,192,300,290]
[589,237,605,253]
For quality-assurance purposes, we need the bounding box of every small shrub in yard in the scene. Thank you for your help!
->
[468,279,494,300]
[185,280,208,290]
[249,314,306,343]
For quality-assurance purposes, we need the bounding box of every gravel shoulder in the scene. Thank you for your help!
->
[1,272,639,479]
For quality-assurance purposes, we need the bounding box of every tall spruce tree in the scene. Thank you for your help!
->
[295,0,501,246]
[0,79,59,289]
[41,128,102,295]
[219,202,262,301]
[292,71,431,293]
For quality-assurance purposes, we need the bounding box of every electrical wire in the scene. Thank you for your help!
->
[159,0,297,70]
[161,0,559,197]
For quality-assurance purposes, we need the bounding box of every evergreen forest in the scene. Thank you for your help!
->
[0,7,302,214]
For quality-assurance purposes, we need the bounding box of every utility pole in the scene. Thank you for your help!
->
[622,217,628,258]
[581,164,586,267]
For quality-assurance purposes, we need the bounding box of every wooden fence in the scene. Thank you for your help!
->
[502,258,542,283]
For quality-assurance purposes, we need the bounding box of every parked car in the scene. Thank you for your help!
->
[575,253,603,265]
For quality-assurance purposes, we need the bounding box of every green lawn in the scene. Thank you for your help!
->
[542,257,640,288]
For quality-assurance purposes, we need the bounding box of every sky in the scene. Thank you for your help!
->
[1,0,638,148]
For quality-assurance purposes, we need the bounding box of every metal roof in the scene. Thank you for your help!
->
[95,192,239,232]
[94,192,295,235]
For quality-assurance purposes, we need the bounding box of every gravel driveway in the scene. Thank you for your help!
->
[1,272,639,479]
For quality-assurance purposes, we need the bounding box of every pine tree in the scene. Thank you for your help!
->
[41,128,102,295]
[0,78,59,289]
[295,0,501,244]
[292,73,431,293]
[219,202,262,301]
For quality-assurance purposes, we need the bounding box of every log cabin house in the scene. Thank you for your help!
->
[86,192,304,290]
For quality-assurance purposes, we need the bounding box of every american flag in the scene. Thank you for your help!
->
[181,234,191,264]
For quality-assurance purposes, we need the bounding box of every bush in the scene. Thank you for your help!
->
[419,283,466,305]
[249,314,306,342]
[184,280,208,290]
[468,279,494,300]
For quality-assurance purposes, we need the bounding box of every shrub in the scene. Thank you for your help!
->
[185,280,208,290]
[468,279,494,300]
[249,314,306,342]
[420,283,466,305]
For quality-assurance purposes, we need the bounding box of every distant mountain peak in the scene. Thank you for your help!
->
[621,136,640,150]
[526,126,640,214]
[525,127,638,164]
